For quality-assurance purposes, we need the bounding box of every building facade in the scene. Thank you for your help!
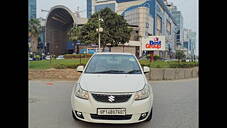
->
[183,28,191,58]
[95,0,117,12]
[166,2,184,50]
[87,0,96,18]
[28,0,36,19]
[183,28,196,59]
[189,31,196,59]
[91,0,177,58]
[151,0,176,58]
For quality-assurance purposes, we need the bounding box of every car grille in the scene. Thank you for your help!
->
[91,93,132,103]
[90,114,132,120]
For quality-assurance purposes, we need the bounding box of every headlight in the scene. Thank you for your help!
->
[134,84,150,100]
[74,83,89,100]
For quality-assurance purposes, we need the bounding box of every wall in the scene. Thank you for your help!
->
[110,46,136,55]
[29,69,81,80]
[29,67,198,81]
[146,67,199,80]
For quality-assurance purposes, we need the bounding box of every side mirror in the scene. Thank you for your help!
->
[143,66,150,73]
[77,65,84,72]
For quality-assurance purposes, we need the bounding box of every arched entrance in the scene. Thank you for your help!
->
[46,5,77,55]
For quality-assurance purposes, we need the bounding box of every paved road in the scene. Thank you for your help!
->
[29,78,198,128]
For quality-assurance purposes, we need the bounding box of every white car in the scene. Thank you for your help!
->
[186,59,190,62]
[45,55,51,60]
[28,57,33,61]
[56,55,64,60]
[71,52,153,124]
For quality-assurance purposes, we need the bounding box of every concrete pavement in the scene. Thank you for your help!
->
[29,78,198,128]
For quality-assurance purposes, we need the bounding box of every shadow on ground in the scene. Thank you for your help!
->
[72,119,152,128]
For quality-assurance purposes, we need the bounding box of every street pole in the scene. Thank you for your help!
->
[140,36,142,57]
[150,51,154,63]
[98,13,101,52]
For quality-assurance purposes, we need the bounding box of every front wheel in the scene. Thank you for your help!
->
[146,108,153,121]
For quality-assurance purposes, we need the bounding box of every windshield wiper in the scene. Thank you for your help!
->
[127,70,141,74]
[94,70,125,74]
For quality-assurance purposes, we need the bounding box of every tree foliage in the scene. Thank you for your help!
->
[175,50,186,61]
[67,25,81,41]
[28,19,41,53]
[73,8,132,50]
[28,19,41,37]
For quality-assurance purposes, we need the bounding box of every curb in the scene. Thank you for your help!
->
[29,67,198,81]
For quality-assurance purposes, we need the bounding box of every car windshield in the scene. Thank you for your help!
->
[85,54,142,74]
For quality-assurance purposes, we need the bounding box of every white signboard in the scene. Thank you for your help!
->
[142,36,166,51]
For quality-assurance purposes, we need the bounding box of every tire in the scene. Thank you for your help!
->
[146,108,153,121]
[72,111,79,120]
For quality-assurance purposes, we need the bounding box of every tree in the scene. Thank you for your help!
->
[79,8,132,51]
[29,19,41,53]
[175,50,186,61]
[68,25,81,41]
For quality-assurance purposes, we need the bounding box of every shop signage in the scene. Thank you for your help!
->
[142,36,166,51]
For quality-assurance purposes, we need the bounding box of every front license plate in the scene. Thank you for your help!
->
[97,108,126,115]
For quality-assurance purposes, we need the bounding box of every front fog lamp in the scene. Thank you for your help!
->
[75,111,84,119]
[134,85,149,100]
[74,83,89,100]
[139,112,148,120]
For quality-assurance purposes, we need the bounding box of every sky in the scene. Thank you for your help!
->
[37,0,198,55]
[37,0,87,18]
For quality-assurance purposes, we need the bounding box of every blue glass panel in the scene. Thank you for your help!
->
[95,3,115,12]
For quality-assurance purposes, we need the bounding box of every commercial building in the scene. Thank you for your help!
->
[91,0,177,58]
[166,2,183,50]
[189,31,196,59]
[29,0,36,19]
[45,5,88,55]
[183,29,191,57]
[183,28,196,59]
[42,0,180,56]
[87,0,95,18]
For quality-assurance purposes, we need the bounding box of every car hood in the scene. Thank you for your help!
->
[79,74,146,92]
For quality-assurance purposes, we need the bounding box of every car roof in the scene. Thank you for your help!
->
[95,52,134,56]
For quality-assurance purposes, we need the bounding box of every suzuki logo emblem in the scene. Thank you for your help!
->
[108,95,115,102]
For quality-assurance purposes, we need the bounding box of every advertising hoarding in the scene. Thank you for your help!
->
[142,36,166,51]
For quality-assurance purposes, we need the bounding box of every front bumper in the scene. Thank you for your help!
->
[71,93,153,124]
